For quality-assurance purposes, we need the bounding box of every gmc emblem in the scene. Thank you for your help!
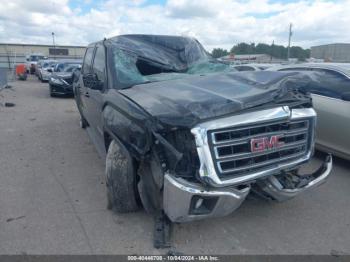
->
[250,135,284,153]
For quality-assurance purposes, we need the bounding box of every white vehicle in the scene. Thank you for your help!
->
[37,60,57,82]
[231,63,274,71]
[268,63,350,160]
[26,53,46,74]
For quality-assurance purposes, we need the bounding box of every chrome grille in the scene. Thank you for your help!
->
[209,119,310,177]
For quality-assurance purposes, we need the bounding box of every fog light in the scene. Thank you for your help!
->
[195,198,203,209]
[189,196,218,215]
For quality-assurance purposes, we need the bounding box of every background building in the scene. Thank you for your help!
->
[311,43,350,62]
[0,43,86,69]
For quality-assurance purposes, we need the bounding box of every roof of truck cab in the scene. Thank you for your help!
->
[88,34,196,46]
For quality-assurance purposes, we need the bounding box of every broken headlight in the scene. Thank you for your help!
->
[163,129,200,181]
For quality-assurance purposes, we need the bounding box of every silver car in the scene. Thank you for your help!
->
[37,60,57,82]
[268,63,350,160]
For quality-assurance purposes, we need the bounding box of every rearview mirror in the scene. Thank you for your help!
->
[341,92,350,101]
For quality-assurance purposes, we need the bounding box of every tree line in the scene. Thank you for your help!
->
[211,42,310,61]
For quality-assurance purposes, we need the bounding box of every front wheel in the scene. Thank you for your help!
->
[105,140,140,213]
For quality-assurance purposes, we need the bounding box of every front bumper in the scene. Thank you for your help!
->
[41,72,51,81]
[256,154,332,202]
[163,154,332,223]
[163,174,250,223]
[50,83,73,95]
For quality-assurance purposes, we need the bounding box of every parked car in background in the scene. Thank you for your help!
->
[231,63,273,71]
[26,53,46,74]
[37,60,57,82]
[268,63,350,160]
[49,60,82,96]
[35,60,44,77]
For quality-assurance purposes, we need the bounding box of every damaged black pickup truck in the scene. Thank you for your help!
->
[74,35,332,227]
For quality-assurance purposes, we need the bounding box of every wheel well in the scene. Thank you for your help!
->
[104,131,140,171]
[104,131,142,206]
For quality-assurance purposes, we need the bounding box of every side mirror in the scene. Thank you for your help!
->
[341,92,350,101]
[47,68,53,73]
[92,73,104,90]
[83,73,104,90]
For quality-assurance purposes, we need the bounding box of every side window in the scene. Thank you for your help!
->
[278,67,346,98]
[311,69,350,99]
[82,47,94,74]
[92,45,106,83]
[279,67,350,99]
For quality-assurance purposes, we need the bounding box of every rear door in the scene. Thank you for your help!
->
[80,46,95,122]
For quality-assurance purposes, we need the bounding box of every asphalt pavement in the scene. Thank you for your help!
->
[0,76,349,255]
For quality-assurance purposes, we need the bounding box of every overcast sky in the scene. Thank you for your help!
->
[0,0,349,51]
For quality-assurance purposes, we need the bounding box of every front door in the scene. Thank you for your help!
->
[85,44,107,139]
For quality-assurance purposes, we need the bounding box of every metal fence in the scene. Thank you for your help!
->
[0,68,16,88]
[0,52,25,69]
[0,52,83,71]
[0,68,8,88]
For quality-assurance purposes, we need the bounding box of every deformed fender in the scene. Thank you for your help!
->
[102,90,161,159]
[137,134,186,213]
[101,91,187,213]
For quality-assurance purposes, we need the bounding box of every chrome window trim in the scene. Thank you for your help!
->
[191,107,316,187]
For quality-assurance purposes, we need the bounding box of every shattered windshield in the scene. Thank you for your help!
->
[110,35,234,89]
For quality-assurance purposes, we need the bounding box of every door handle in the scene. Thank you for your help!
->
[84,92,90,98]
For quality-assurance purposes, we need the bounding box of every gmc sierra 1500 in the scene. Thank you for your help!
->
[73,34,332,246]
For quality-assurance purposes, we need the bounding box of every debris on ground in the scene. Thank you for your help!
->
[4,102,15,107]
[6,216,26,223]
[154,211,172,248]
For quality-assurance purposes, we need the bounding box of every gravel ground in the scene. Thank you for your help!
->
[0,76,349,255]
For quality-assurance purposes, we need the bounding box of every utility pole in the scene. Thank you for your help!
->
[52,32,56,59]
[287,23,293,61]
[271,40,274,62]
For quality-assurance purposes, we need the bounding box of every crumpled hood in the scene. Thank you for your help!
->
[120,71,310,127]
